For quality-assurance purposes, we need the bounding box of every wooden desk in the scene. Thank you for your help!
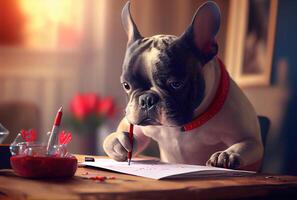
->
[0,155,297,200]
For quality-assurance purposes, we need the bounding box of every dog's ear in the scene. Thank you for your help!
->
[180,1,221,62]
[122,1,142,46]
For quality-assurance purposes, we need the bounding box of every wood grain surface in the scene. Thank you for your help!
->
[0,155,297,200]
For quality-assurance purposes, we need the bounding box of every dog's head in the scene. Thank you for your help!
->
[121,1,221,126]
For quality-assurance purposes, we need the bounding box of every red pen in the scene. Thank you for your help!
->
[47,106,63,155]
[127,124,134,165]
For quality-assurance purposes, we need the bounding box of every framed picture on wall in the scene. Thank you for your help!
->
[224,0,278,87]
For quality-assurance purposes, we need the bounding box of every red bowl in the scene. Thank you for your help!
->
[10,155,77,178]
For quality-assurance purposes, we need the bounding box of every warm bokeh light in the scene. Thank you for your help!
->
[19,0,84,49]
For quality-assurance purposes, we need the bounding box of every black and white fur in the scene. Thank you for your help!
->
[104,1,263,170]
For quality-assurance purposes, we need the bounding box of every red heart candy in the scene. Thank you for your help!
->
[20,129,37,142]
[59,131,72,145]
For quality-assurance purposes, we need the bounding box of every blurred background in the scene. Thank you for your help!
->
[0,0,296,175]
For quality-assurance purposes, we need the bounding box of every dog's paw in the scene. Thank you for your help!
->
[103,131,134,162]
[206,151,242,169]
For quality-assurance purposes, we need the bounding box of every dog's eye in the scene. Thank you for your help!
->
[122,82,131,91]
[170,81,182,89]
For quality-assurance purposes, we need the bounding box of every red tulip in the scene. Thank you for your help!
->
[97,97,115,118]
[70,93,100,119]
[83,93,99,113]
[70,94,88,119]
[70,93,115,120]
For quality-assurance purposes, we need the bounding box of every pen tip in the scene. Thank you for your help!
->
[58,106,63,112]
[128,159,131,165]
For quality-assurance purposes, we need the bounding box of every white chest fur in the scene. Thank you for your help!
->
[140,124,227,165]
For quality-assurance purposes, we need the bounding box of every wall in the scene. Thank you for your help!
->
[271,0,297,175]
[243,0,297,174]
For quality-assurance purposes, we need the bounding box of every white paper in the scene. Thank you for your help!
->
[82,158,255,180]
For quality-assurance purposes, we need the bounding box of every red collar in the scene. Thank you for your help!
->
[181,57,230,132]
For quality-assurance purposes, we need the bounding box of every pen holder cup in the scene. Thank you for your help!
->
[10,143,77,178]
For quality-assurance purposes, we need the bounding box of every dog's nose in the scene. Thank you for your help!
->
[139,93,159,110]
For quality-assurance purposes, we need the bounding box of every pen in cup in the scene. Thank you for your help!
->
[47,107,63,155]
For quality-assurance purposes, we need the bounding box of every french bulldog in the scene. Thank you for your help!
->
[103,1,264,170]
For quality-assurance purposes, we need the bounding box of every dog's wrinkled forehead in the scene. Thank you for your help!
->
[121,1,221,71]
[121,0,221,89]
[122,35,177,82]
